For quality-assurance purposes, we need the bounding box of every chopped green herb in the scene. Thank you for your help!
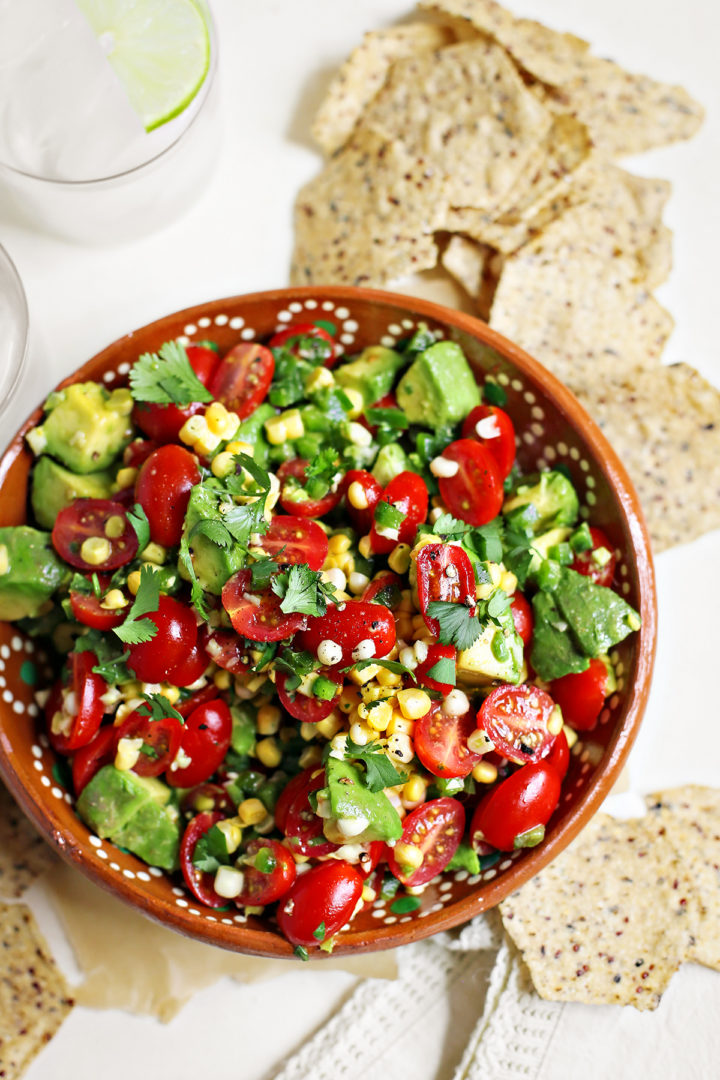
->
[343,658,416,682]
[127,503,151,553]
[113,565,160,645]
[344,736,407,793]
[130,341,213,406]
[192,824,232,874]
[425,599,483,652]
[424,655,456,686]
[312,921,327,942]
[271,564,338,617]
[432,512,470,540]
[390,895,422,915]
[483,380,507,407]
[136,692,185,725]
[374,500,405,533]
[294,945,310,962]
[250,556,278,591]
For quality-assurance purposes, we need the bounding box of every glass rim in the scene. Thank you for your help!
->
[0,6,218,188]
[0,242,29,423]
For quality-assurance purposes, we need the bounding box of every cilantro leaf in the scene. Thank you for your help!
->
[130,341,213,406]
[344,736,407,793]
[342,658,417,682]
[191,824,232,874]
[271,564,338,617]
[374,500,405,533]
[193,518,232,548]
[465,520,504,564]
[67,572,93,596]
[425,655,456,686]
[274,647,317,691]
[126,503,151,553]
[136,692,185,725]
[425,599,483,652]
[432,512,470,540]
[74,630,131,684]
[250,556,278,591]
[178,528,208,619]
[113,564,160,645]
[304,447,342,488]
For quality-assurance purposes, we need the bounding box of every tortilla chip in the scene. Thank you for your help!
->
[499,814,687,1009]
[291,125,444,287]
[0,783,56,900]
[311,23,455,157]
[0,902,74,1079]
[440,235,488,300]
[363,39,551,212]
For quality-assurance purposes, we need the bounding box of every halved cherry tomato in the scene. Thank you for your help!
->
[416,643,457,694]
[361,571,403,610]
[180,782,236,816]
[123,438,158,469]
[132,344,219,443]
[414,703,482,779]
[176,686,220,719]
[222,569,307,643]
[167,639,210,688]
[236,838,297,906]
[277,458,342,518]
[276,667,343,723]
[135,444,200,547]
[438,440,503,527]
[545,729,570,780]
[269,323,336,367]
[201,627,252,676]
[126,596,198,683]
[256,515,328,571]
[358,840,386,879]
[570,526,616,587]
[342,469,383,533]
[166,699,233,788]
[470,761,561,852]
[69,590,126,631]
[46,651,107,753]
[509,591,533,647]
[416,543,476,636]
[462,404,516,479]
[274,769,311,834]
[550,658,608,731]
[278,862,364,948]
[71,724,117,794]
[477,684,558,765]
[114,710,183,778]
[180,811,227,908]
[209,342,275,420]
[283,767,339,857]
[388,797,465,886]
[369,472,429,555]
[52,499,138,572]
[296,600,396,667]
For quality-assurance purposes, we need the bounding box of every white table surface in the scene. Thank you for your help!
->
[1,1,719,1077]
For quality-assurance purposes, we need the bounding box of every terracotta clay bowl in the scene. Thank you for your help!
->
[0,286,656,957]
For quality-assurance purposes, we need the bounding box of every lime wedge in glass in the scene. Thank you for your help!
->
[76,0,211,132]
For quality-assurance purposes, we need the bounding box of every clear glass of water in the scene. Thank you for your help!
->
[0,243,29,422]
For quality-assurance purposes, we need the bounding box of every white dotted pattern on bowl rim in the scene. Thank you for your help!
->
[10,297,630,929]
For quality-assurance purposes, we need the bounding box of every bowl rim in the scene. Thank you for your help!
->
[0,241,29,424]
[0,284,657,957]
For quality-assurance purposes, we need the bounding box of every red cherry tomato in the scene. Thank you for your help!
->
[201,627,252,676]
[236,838,297,906]
[470,761,561,852]
[276,667,343,723]
[461,404,516,479]
[222,569,307,643]
[123,438,158,469]
[166,639,210,688]
[438,440,503,527]
[274,770,311,833]
[342,470,383,533]
[257,515,328,571]
[361,571,403,610]
[416,643,457,694]
[277,862,363,947]
[114,710,183,778]
[283,768,339,857]
[388,797,465,887]
[46,651,107,753]
[477,684,558,765]
[209,342,275,420]
[176,685,220,719]
[269,323,337,367]
[71,724,117,794]
[277,458,342,518]
[358,840,386,879]
[135,444,200,547]
[52,499,138,572]
[132,344,219,443]
[414,703,482,779]
[509,591,533,647]
[166,699,233,787]
[69,590,126,631]
[416,543,476,637]
[545,729,570,780]
[570,527,616,587]
[369,472,429,554]
[126,596,198,683]
[180,782,236,816]
[296,600,396,667]
[180,811,227,908]
[550,658,608,732]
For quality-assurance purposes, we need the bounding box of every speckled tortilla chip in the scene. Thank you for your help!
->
[440,235,488,301]
[0,902,74,1079]
[291,125,445,287]
[311,23,455,157]
[499,814,688,1010]
[363,39,551,212]
[0,782,56,899]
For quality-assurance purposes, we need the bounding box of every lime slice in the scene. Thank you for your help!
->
[76,0,211,132]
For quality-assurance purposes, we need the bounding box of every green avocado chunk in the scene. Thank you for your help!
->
[76,765,180,871]
[0,526,69,620]
[503,471,579,534]
[530,590,590,681]
[372,443,411,487]
[446,841,480,875]
[456,605,524,687]
[232,403,275,469]
[31,457,113,530]
[28,382,133,474]
[395,341,481,429]
[179,485,245,595]
[325,757,402,844]
[335,345,407,406]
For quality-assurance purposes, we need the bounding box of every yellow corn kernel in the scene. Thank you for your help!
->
[388,713,415,737]
[194,430,223,456]
[349,720,376,745]
[398,589,414,612]
[410,534,436,561]
[114,466,138,490]
[257,704,282,735]
[299,721,317,742]
[500,569,518,596]
[255,737,282,769]
[216,816,244,852]
[397,688,432,720]
[358,534,372,559]
[348,663,380,686]
[386,732,414,764]
[472,761,498,784]
[348,571,370,594]
[109,387,134,415]
[205,401,231,435]
[394,842,423,871]
[281,408,304,440]
[119,679,141,700]
[548,705,564,736]
[211,451,236,479]
[364,699,393,732]
[343,387,365,419]
[321,566,347,592]
[226,440,254,456]
[388,543,411,575]
[339,686,361,714]
[359,682,389,704]
[563,724,578,749]
[304,365,335,394]
[403,774,427,804]
[238,798,267,826]
[376,667,402,688]
[328,533,353,555]
[141,542,167,565]
[127,570,142,596]
[361,884,377,903]
[347,481,369,511]
[114,736,143,771]
[80,536,112,565]
[299,745,323,769]
[100,588,128,611]
[179,414,208,445]
[193,794,215,813]
[468,729,495,754]
[158,684,181,706]
[335,552,355,578]
[315,711,343,740]
[104,514,126,540]
[395,617,414,641]
[213,669,232,691]
[264,415,287,445]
